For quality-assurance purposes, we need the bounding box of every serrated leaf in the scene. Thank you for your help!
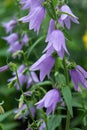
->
[62,87,73,116]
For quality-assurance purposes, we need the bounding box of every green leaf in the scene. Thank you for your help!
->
[3,122,19,130]
[45,115,62,130]
[62,87,73,116]
[0,110,13,122]
[27,36,45,58]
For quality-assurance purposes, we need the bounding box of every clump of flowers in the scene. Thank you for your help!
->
[1,0,87,130]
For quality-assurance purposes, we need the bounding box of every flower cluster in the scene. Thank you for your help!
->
[1,1,87,130]
[2,18,29,54]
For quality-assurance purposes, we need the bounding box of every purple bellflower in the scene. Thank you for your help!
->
[3,33,18,45]
[3,33,29,54]
[60,4,79,29]
[0,65,9,72]
[69,65,87,91]
[44,29,69,58]
[36,89,62,115]
[8,41,22,53]
[2,19,17,33]
[19,0,46,33]
[30,54,55,81]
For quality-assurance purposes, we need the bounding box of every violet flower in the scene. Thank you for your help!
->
[30,54,55,81]
[69,65,87,91]
[36,89,62,115]
[2,19,17,33]
[3,33,29,54]
[8,65,26,90]
[60,4,79,29]
[3,33,18,45]
[19,0,45,33]
[44,30,69,58]
[0,65,9,72]
[8,41,22,53]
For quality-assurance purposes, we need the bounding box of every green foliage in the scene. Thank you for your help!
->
[62,87,73,116]
[0,110,13,122]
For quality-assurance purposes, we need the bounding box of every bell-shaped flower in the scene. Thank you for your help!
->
[69,65,87,91]
[8,41,22,53]
[2,19,17,33]
[2,33,18,45]
[44,30,69,58]
[20,5,46,33]
[30,54,55,81]
[60,4,79,29]
[36,89,62,115]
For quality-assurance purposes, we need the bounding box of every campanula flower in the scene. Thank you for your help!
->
[69,65,87,91]
[2,19,17,33]
[60,4,79,29]
[36,89,62,115]
[44,30,69,58]
[30,54,55,81]
[3,33,18,45]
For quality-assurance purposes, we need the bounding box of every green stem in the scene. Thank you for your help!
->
[15,71,37,128]
[63,59,69,85]
[65,111,70,130]
[63,58,70,130]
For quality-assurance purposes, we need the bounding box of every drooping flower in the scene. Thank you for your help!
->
[3,33,29,54]
[2,19,17,33]
[0,65,9,72]
[30,54,55,81]
[36,89,62,115]
[44,30,69,58]
[69,65,87,91]
[60,4,79,29]
[2,33,18,45]
[8,41,22,53]
[20,6,45,33]
[19,0,45,33]
[8,65,26,90]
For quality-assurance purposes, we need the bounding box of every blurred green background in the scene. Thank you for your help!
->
[0,0,87,130]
